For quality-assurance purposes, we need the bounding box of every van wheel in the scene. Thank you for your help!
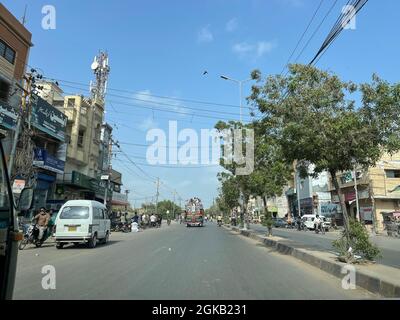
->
[101,232,109,245]
[56,243,64,249]
[88,234,97,248]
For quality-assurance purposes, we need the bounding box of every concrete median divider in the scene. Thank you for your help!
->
[223,224,400,298]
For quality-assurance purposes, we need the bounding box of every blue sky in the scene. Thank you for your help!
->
[3,0,400,208]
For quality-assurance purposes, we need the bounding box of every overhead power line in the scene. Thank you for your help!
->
[42,76,245,109]
[60,83,253,118]
[114,157,219,169]
[290,0,340,70]
[310,0,369,65]
[280,0,325,75]
[62,89,252,122]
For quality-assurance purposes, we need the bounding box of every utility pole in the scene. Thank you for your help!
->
[8,76,29,177]
[103,137,113,206]
[125,189,130,213]
[353,166,360,221]
[8,72,41,182]
[295,165,301,218]
[172,190,176,219]
[155,177,160,215]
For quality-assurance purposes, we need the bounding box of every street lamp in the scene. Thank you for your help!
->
[220,75,252,123]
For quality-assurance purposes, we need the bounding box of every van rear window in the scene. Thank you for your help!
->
[59,206,89,219]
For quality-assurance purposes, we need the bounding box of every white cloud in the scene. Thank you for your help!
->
[232,42,254,55]
[226,18,238,32]
[232,40,277,59]
[256,41,276,56]
[197,25,214,43]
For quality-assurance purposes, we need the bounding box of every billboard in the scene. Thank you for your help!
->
[31,96,67,141]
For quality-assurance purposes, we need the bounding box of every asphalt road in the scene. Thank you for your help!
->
[13,222,375,299]
[249,224,400,269]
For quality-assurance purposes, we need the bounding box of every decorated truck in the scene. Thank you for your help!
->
[185,197,204,227]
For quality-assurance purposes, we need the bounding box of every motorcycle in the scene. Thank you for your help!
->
[314,222,325,234]
[217,220,222,227]
[296,221,308,231]
[111,220,122,232]
[167,219,171,226]
[120,222,131,233]
[19,223,47,250]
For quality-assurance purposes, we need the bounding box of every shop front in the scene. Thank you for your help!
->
[0,100,19,157]
[56,171,110,205]
[32,148,65,211]
[111,192,130,215]
[300,197,313,215]
[381,211,400,237]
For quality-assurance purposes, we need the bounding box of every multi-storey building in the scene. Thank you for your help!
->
[37,80,128,210]
[329,152,400,233]
[0,3,32,159]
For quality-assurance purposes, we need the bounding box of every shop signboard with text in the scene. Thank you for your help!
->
[31,96,67,141]
[33,148,65,174]
[0,102,18,130]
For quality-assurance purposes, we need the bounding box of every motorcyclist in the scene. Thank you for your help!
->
[157,213,162,227]
[314,214,322,231]
[231,211,237,226]
[166,210,171,225]
[46,209,56,238]
[131,212,139,224]
[217,214,222,226]
[150,213,157,227]
[33,207,49,241]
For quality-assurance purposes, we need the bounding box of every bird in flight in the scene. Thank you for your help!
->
[202,71,208,75]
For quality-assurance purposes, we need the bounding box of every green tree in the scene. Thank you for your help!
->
[246,124,293,235]
[215,120,253,228]
[248,64,400,261]
[156,200,181,219]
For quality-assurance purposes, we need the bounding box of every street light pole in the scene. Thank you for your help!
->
[220,75,251,123]
[220,74,252,230]
[353,165,360,221]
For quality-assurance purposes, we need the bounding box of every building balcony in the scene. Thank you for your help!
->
[76,149,86,163]
[79,115,88,128]
[66,146,87,165]
[63,108,76,123]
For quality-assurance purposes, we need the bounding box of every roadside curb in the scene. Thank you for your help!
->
[224,225,400,298]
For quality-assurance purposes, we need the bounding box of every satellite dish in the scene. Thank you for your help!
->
[91,61,99,70]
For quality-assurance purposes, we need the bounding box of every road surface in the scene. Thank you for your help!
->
[14,222,375,299]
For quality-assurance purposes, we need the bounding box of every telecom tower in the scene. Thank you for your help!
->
[90,51,110,103]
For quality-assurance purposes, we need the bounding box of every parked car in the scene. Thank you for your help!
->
[54,200,111,249]
[273,218,288,228]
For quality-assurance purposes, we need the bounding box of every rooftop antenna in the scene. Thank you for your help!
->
[90,51,110,105]
[21,4,28,25]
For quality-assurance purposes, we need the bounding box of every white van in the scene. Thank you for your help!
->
[301,214,330,231]
[54,200,110,249]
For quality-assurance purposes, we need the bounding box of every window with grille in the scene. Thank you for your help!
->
[0,39,16,64]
